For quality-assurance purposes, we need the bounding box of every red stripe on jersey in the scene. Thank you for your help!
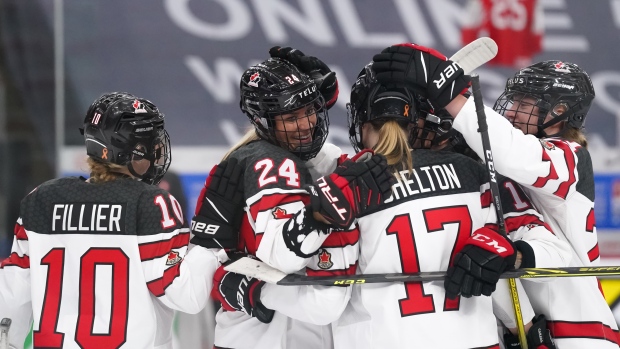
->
[15,223,28,240]
[306,262,357,277]
[322,228,359,248]
[248,193,308,220]
[532,150,558,188]
[480,189,492,208]
[484,223,499,231]
[139,232,189,261]
[548,321,620,345]
[504,214,553,235]
[550,141,576,199]
[147,263,182,297]
[238,215,258,255]
[588,243,600,262]
[1,252,30,269]
[586,208,596,232]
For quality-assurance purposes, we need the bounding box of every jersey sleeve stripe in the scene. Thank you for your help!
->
[504,214,550,234]
[139,231,189,261]
[531,150,559,188]
[480,189,492,208]
[548,320,620,345]
[588,243,600,262]
[586,208,596,232]
[15,223,28,240]
[0,252,30,269]
[306,262,357,277]
[249,193,308,220]
[550,141,577,199]
[322,228,359,248]
[147,263,182,297]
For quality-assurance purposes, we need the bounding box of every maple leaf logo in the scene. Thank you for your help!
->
[272,207,293,219]
[317,249,333,269]
[166,250,182,266]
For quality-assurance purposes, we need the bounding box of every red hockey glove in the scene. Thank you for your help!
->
[372,43,470,109]
[504,315,556,349]
[269,46,339,109]
[444,227,516,298]
[211,258,274,324]
[306,151,395,229]
[190,158,244,251]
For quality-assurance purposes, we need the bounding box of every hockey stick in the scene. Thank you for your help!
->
[225,258,620,286]
[449,37,497,74]
[0,318,11,349]
[470,75,528,348]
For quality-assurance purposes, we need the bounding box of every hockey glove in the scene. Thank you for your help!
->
[190,158,244,251]
[269,46,339,109]
[211,258,275,324]
[444,227,516,298]
[306,150,395,229]
[504,315,556,349]
[372,43,470,109]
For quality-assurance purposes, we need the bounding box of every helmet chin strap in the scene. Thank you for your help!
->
[536,106,573,138]
[127,162,149,183]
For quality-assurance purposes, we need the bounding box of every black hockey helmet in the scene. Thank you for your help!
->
[347,63,421,151]
[411,108,455,149]
[239,57,329,161]
[493,60,595,137]
[82,92,171,185]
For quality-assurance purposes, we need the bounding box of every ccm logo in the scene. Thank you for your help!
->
[191,220,220,235]
[316,177,348,220]
[472,233,507,254]
[485,150,497,183]
[433,62,462,89]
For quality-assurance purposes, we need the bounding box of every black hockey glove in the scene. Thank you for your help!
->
[211,257,275,324]
[372,43,471,109]
[190,158,244,251]
[444,227,516,299]
[269,46,339,109]
[305,150,395,229]
[504,315,556,349]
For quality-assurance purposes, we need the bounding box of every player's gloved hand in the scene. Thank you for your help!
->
[504,315,556,349]
[190,158,244,251]
[371,43,470,109]
[306,150,395,229]
[211,255,275,324]
[269,46,339,109]
[444,227,516,298]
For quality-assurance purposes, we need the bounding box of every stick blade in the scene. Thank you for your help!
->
[224,257,287,284]
[450,37,498,74]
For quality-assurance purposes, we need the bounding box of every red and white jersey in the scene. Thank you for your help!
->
[0,177,223,349]
[454,97,620,347]
[332,149,569,349]
[214,143,355,349]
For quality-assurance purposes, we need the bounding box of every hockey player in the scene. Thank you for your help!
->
[327,66,570,348]
[0,92,229,349]
[372,43,619,348]
[194,51,394,349]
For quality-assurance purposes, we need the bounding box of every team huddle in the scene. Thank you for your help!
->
[0,40,615,349]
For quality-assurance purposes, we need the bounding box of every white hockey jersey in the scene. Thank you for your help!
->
[454,96,620,348]
[213,143,354,349]
[332,149,570,349]
[0,177,224,349]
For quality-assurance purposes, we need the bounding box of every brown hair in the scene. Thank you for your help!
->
[371,120,414,177]
[562,127,588,148]
[87,157,127,183]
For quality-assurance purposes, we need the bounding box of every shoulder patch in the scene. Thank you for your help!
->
[539,139,556,151]
[317,249,333,269]
[166,250,182,265]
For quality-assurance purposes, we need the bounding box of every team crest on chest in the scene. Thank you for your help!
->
[317,249,333,269]
[166,250,182,265]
